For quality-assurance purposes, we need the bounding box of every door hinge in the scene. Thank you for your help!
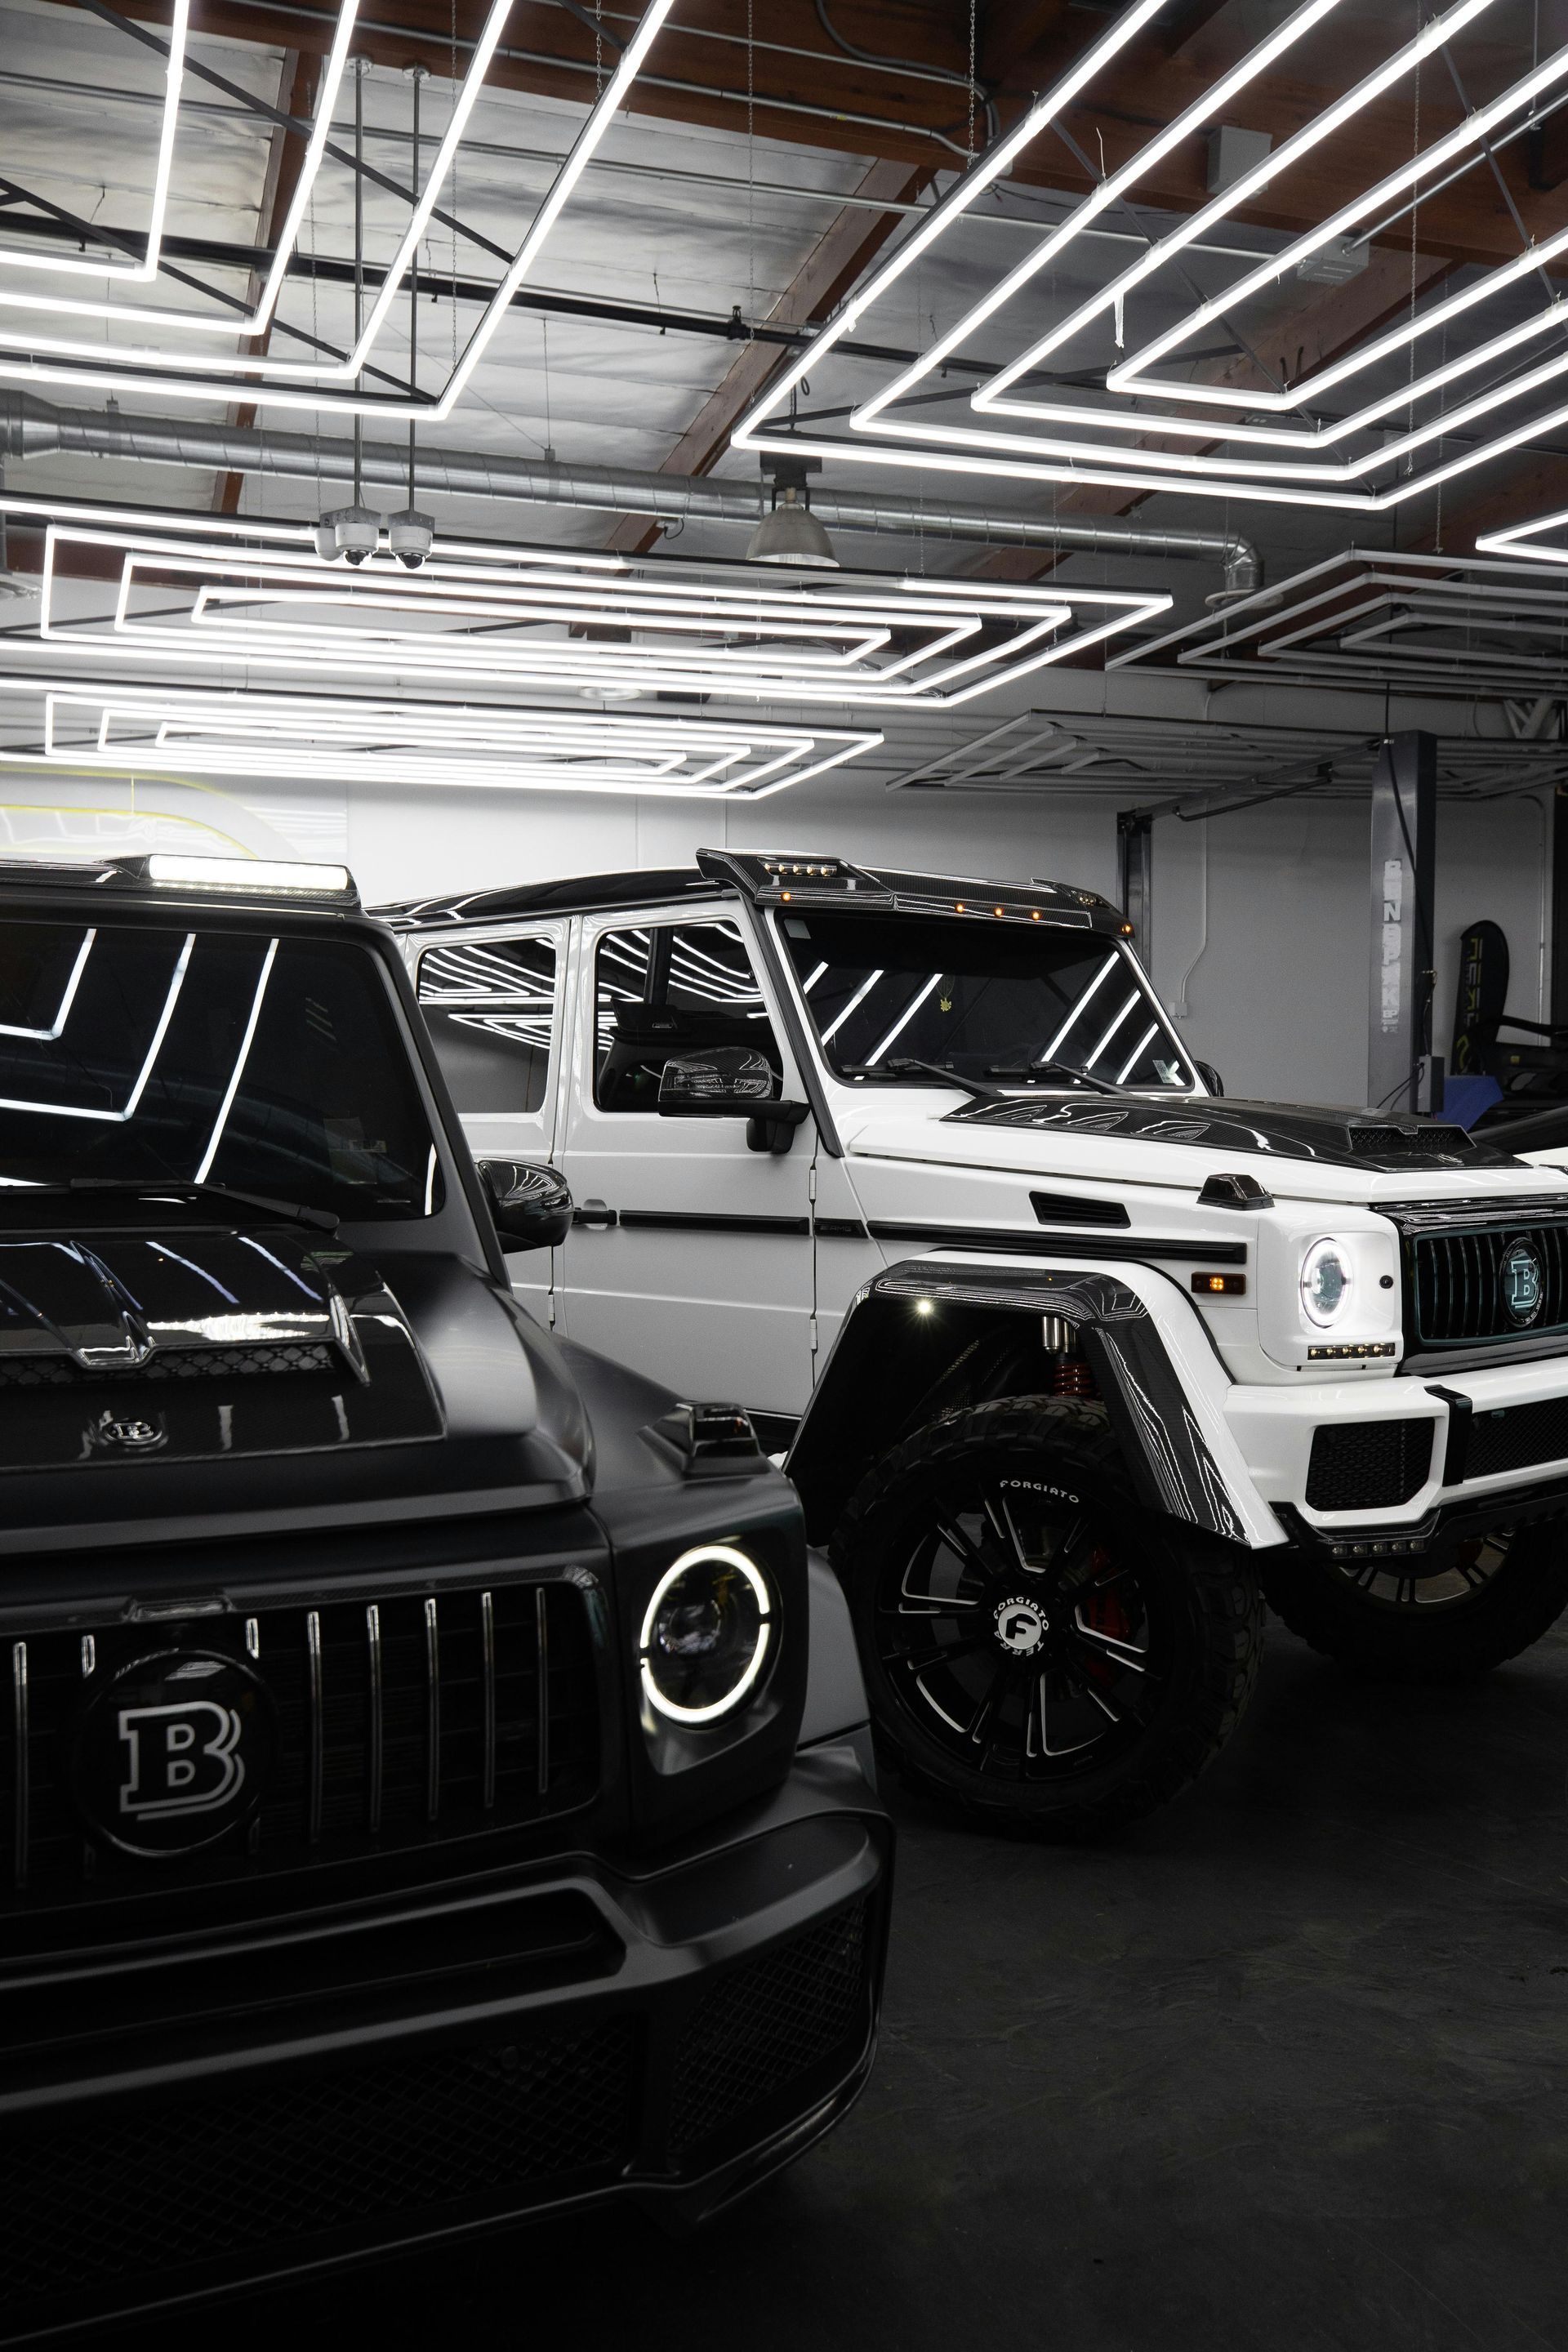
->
[809,1314,819,1354]
[808,1165,817,1203]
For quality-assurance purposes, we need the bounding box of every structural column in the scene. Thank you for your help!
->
[1367,731,1438,1115]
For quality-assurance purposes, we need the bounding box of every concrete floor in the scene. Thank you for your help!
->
[139,1619,1568,2352]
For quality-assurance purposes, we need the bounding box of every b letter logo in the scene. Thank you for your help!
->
[72,1650,274,1857]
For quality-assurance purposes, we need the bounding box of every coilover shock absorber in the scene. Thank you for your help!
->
[1043,1312,1098,1400]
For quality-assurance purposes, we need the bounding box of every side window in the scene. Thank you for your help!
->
[594,920,782,1113]
[416,933,555,1115]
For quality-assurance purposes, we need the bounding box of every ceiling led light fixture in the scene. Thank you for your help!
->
[0,0,356,334]
[0,680,880,800]
[1108,550,1568,699]
[733,0,1568,519]
[0,0,193,284]
[17,519,1168,707]
[0,0,676,418]
[1475,511,1568,566]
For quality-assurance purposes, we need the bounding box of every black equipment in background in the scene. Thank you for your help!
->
[1453,919,1568,1123]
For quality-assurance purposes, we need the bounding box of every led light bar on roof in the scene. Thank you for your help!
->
[20,522,1167,710]
[0,0,676,420]
[141,854,356,897]
[0,679,880,800]
[733,0,1568,519]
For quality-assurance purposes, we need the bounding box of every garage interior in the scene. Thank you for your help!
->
[5,0,1568,2344]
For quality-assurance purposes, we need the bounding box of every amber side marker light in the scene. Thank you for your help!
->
[1192,1272,1246,1296]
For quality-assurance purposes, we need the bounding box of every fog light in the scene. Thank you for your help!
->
[639,1544,772,1723]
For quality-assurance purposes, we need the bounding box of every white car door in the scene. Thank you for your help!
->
[412,919,568,1325]
[557,905,814,1420]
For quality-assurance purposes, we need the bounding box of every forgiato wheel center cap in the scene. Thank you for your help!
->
[994,1596,1049,1655]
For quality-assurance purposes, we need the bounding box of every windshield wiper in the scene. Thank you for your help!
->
[879,1058,1009,1102]
[56,1179,340,1232]
[984,1059,1123,1096]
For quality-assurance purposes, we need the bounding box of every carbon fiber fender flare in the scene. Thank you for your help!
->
[791,1258,1251,1548]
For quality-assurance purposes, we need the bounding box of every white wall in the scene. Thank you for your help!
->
[343,774,1553,1111]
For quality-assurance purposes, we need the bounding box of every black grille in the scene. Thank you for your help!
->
[2,1581,599,1916]
[1466,1395,1568,1481]
[669,1898,871,2158]
[0,2016,635,2314]
[0,1341,337,1387]
[1306,1419,1435,1512]
[1410,1223,1568,1348]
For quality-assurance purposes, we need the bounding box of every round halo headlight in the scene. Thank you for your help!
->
[1300,1237,1353,1327]
[639,1545,773,1725]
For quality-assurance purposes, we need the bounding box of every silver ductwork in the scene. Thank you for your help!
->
[0,392,1262,588]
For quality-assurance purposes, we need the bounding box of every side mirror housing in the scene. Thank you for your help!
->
[657,1049,810,1156]
[477,1158,573,1250]
[1195,1060,1225,1098]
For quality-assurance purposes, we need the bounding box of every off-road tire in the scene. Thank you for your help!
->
[830,1395,1264,1834]
[1258,1520,1568,1682]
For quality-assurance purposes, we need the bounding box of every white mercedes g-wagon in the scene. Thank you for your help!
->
[387,848,1568,1833]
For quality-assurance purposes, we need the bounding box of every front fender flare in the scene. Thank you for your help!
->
[791,1255,1284,1551]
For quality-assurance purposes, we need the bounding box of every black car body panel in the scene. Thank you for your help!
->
[0,858,888,2336]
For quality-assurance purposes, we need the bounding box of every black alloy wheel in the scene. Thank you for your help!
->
[833,1396,1263,1833]
[1260,1519,1568,1682]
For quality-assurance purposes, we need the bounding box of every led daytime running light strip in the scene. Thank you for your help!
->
[22,522,1168,708]
[734,0,1568,517]
[0,679,881,799]
[0,0,676,417]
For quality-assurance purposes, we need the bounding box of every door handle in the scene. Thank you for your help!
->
[575,1199,617,1228]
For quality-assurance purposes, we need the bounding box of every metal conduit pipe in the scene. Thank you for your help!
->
[1,393,1262,596]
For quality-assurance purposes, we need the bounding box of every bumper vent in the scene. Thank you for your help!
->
[0,2016,636,2315]
[4,1581,599,1919]
[669,1897,871,2158]
[1410,1223,1568,1349]
[1465,1395,1568,1482]
[1306,1419,1435,1512]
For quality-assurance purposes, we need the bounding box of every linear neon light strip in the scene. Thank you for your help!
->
[1475,510,1568,564]
[0,0,191,283]
[0,1,357,337]
[735,0,1568,517]
[0,679,880,800]
[0,0,677,418]
[24,522,1168,709]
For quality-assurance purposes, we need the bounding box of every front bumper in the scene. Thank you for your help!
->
[1228,1350,1568,1538]
[0,1740,889,2340]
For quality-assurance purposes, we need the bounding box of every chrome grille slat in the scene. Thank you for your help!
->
[366,1603,384,1836]
[479,1591,496,1813]
[11,1642,27,1893]
[423,1597,441,1824]
[2,1583,598,1916]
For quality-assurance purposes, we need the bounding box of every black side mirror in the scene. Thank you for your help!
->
[657,1049,811,1156]
[1195,1061,1225,1097]
[477,1159,573,1250]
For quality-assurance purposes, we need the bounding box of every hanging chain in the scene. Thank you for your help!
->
[746,0,755,315]
[968,0,977,161]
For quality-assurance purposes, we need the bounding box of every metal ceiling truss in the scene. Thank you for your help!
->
[12,516,1169,709]
[735,0,1568,520]
[885,710,1568,806]
[1105,549,1568,700]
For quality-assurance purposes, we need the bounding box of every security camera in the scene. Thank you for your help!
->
[314,506,382,564]
[386,507,434,570]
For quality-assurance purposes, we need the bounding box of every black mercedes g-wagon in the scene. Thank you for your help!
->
[0,852,888,2336]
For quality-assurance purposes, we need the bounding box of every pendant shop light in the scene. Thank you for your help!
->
[746,459,839,568]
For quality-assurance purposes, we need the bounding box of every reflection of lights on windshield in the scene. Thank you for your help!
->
[821,969,884,1045]
[800,961,828,994]
[1042,951,1113,1060]
[866,972,943,1064]
[1116,1023,1160,1085]
[1086,991,1139,1068]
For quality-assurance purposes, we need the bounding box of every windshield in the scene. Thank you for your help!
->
[777,910,1192,1090]
[0,919,442,1219]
